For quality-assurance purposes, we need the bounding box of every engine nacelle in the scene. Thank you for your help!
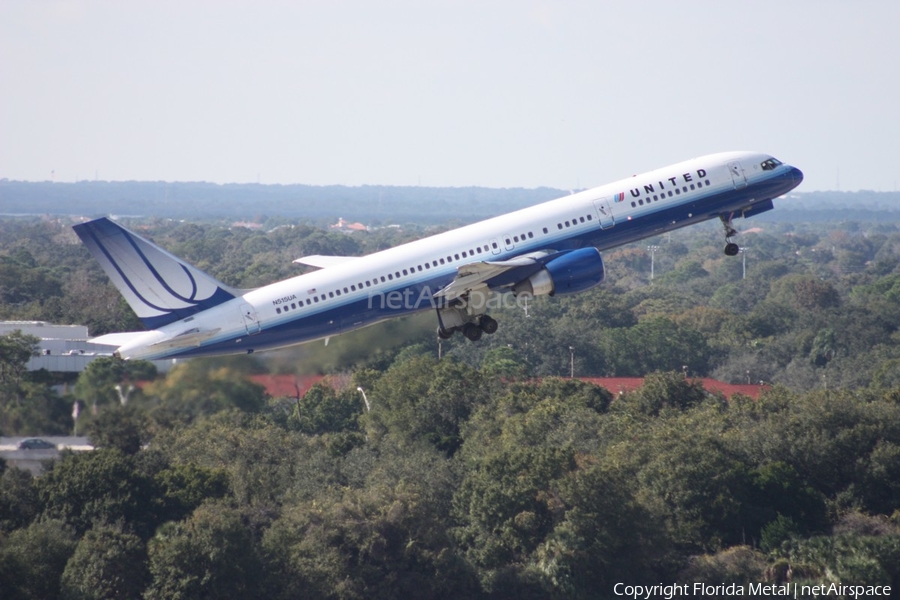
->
[513,247,605,297]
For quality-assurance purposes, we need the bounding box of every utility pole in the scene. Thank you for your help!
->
[356,387,371,412]
[647,245,660,280]
[569,346,575,378]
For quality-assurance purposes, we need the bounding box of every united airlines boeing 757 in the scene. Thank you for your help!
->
[74,151,802,360]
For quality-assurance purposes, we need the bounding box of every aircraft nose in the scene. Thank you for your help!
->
[789,166,804,185]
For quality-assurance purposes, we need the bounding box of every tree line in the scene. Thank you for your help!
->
[1,354,899,598]
[2,213,900,597]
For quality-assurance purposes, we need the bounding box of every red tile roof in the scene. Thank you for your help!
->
[578,377,768,400]
[248,374,327,398]
[247,374,767,401]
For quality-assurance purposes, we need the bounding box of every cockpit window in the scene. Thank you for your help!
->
[761,158,782,171]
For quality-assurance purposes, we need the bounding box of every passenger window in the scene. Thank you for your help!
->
[402,269,408,276]
[329,292,334,298]
[276,307,281,314]
[291,303,296,309]
[543,227,549,233]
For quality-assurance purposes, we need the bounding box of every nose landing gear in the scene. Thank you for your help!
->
[720,214,740,256]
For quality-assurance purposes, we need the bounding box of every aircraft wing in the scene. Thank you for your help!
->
[293,255,359,269]
[434,250,564,301]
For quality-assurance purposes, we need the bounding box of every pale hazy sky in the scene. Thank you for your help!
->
[2,1,897,192]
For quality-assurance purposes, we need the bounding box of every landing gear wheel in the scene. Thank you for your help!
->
[437,326,454,340]
[479,315,498,335]
[724,243,740,256]
[462,322,483,342]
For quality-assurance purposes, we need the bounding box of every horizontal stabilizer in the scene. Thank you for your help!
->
[293,255,359,269]
[87,332,149,348]
[148,328,222,351]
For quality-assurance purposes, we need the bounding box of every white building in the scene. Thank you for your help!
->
[0,321,173,373]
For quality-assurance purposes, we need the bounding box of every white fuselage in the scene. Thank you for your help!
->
[114,151,802,360]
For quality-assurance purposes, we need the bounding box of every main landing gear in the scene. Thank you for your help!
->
[437,314,498,342]
[720,214,740,256]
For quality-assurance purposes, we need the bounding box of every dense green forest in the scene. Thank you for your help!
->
[2,212,900,598]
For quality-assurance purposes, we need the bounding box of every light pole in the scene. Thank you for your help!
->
[569,346,575,379]
[356,387,371,412]
[647,245,660,280]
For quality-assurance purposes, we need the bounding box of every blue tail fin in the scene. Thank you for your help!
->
[74,217,238,329]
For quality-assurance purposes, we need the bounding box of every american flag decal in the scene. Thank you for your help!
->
[307,288,317,295]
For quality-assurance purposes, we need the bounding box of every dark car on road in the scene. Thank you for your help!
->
[17,438,56,450]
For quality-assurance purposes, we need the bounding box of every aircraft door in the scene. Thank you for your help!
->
[489,238,502,255]
[503,235,515,252]
[592,198,616,230]
[728,161,747,189]
[239,303,261,335]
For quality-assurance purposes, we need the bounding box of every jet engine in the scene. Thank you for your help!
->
[513,247,605,297]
